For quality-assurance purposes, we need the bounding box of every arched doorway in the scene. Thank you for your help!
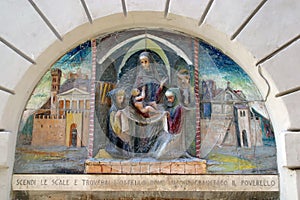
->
[242,129,248,147]
[70,123,77,147]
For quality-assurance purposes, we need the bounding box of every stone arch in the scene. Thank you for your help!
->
[3,13,286,131]
[1,11,291,199]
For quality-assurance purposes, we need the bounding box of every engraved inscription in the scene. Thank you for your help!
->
[13,175,279,192]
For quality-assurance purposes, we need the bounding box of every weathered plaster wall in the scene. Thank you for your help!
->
[0,0,299,199]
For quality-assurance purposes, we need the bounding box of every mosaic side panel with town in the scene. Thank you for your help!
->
[14,29,277,175]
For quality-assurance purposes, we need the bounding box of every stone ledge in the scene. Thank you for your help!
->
[84,159,206,174]
[13,191,280,200]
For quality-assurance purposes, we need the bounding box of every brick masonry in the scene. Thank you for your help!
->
[85,159,206,174]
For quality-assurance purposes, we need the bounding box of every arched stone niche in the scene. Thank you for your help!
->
[12,29,279,199]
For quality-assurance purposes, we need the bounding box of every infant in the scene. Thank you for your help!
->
[131,88,158,118]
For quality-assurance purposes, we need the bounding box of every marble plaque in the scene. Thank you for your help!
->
[13,174,278,192]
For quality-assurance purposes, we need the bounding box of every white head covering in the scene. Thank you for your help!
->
[165,90,174,97]
[139,51,150,60]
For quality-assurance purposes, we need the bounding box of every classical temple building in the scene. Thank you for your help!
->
[31,69,91,147]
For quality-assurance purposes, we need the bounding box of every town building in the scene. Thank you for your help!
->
[201,81,264,148]
[31,69,91,147]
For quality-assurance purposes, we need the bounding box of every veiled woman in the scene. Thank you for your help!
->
[149,88,193,159]
[106,89,132,158]
[134,51,168,106]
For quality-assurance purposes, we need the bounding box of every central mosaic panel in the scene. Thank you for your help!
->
[90,30,202,173]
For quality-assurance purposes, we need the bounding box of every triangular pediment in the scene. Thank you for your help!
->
[58,88,90,97]
[212,87,246,102]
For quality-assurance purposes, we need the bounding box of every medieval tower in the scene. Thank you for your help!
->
[50,68,62,115]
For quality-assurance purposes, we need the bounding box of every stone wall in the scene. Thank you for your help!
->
[31,116,66,146]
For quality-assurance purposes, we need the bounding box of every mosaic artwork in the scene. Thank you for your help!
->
[14,29,277,175]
